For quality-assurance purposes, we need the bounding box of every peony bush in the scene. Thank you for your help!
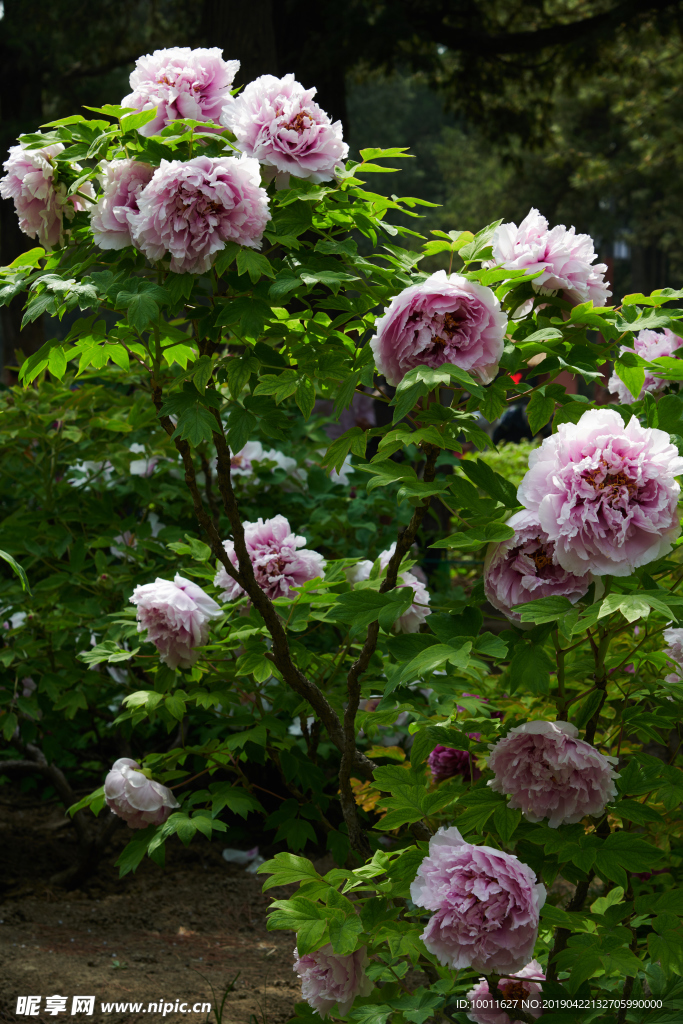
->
[1,43,683,1024]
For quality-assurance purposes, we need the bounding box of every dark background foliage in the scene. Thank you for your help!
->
[2,0,683,372]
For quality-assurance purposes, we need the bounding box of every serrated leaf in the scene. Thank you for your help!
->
[236,248,275,283]
[295,377,316,419]
[225,405,258,453]
[125,292,158,332]
[527,391,556,434]
[191,355,214,394]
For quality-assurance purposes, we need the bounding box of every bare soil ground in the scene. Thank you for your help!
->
[0,789,309,1024]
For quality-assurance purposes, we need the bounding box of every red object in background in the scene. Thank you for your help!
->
[510,372,523,383]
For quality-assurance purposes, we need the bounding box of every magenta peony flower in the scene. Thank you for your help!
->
[410,826,545,973]
[429,698,504,782]
[608,328,683,404]
[347,542,431,632]
[214,515,326,601]
[121,47,240,136]
[104,757,179,830]
[0,142,91,248]
[222,73,348,186]
[370,270,507,386]
[663,626,683,684]
[466,960,545,1024]
[90,159,153,250]
[130,573,222,670]
[429,744,476,782]
[129,155,270,274]
[487,720,619,828]
[491,207,611,307]
[517,408,683,577]
[293,944,373,1017]
[484,509,594,624]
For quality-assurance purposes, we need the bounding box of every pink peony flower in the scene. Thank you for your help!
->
[663,626,683,684]
[214,515,325,601]
[466,960,545,1024]
[410,826,545,973]
[293,944,373,1017]
[491,207,611,307]
[130,573,222,670]
[104,757,179,830]
[517,408,683,577]
[429,744,476,782]
[370,270,507,387]
[0,142,91,248]
[608,328,683,403]
[487,720,619,828]
[484,509,594,624]
[129,155,270,274]
[222,73,348,185]
[90,159,153,250]
[347,543,431,632]
[121,47,240,136]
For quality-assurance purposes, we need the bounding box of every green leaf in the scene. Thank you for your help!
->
[329,913,363,956]
[527,391,556,434]
[333,590,413,632]
[614,350,646,401]
[615,799,663,825]
[191,355,214,394]
[590,886,625,915]
[9,247,45,268]
[321,427,367,472]
[295,377,316,419]
[398,640,472,683]
[77,640,139,666]
[493,804,522,844]
[225,353,258,398]
[0,549,32,595]
[225,405,258,453]
[236,248,275,283]
[125,292,159,332]
[429,522,515,550]
[349,1007,393,1024]
[598,593,652,624]
[214,241,241,276]
[571,689,604,731]
[258,852,322,891]
[514,595,575,624]
[115,825,158,877]
[458,459,519,507]
[209,782,265,820]
[2,711,18,741]
[120,109,158,132]
[508,641,553,694]
[165,692,186,720]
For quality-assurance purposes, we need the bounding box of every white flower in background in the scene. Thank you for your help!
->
[128,443,159,477]
[2,611,27,630]
[110,512,165,559]
[67,460,114,489]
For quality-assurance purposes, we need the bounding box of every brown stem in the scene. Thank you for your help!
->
[151,379,376,782]
[338,443,441,854]
[547,870,595,982]
[199,451,221,528]
[485,976,536,1024]
[583,624,612,745]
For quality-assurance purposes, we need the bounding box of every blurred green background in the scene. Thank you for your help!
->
[2,0,682,370]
